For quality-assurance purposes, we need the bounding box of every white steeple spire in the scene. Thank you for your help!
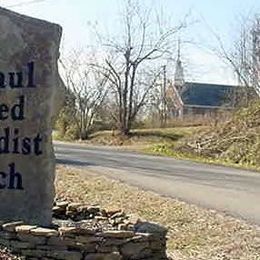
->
[174,38,185,89]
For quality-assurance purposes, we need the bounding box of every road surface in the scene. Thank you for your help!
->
[55,142,260,225]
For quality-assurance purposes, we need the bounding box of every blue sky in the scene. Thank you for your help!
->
[0,0,259,84]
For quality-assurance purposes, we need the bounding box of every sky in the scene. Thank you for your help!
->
[0,0,259,84]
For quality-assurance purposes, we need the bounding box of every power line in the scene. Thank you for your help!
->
[6,0,46,8]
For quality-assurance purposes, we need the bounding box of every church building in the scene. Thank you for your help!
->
[166,48,241,118]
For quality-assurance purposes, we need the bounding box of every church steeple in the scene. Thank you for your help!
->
[174,39,185,91]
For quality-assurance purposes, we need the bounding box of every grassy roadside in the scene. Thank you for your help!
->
[56,165,260,260]
[85,127,200,147]
[54,126,260,172]
[145,143,260,172]
[54,126,202,154]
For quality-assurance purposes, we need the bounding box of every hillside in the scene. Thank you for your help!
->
[177,101,260,168]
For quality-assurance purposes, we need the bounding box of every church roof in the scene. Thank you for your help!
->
[180,82,238,107]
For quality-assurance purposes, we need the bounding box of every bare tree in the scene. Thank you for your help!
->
[93,0,185,135]
[61,50,109,139]
[209,14,260,103]
[146,66,170,127]
[230,15,260,98]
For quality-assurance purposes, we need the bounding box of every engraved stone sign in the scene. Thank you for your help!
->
[0,7,63,226]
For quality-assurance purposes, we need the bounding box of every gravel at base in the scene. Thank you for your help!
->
[0,247,20,260]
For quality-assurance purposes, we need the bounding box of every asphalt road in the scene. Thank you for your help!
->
[55,142,260,225]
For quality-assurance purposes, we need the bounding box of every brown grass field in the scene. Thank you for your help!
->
[55,166,260,260]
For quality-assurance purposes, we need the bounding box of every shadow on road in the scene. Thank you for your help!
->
[56,158,94,167]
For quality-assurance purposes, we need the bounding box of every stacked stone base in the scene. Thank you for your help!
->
[0,202,168,260]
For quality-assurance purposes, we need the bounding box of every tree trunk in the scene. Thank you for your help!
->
[80,129,88,140]
[120,122,130,136]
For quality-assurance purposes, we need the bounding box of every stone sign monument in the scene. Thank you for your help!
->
[0,7,63,226]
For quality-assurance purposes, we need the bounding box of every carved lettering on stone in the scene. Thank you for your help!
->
[0,7,64,226]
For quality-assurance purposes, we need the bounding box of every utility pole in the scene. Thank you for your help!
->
[160,65,167,127]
